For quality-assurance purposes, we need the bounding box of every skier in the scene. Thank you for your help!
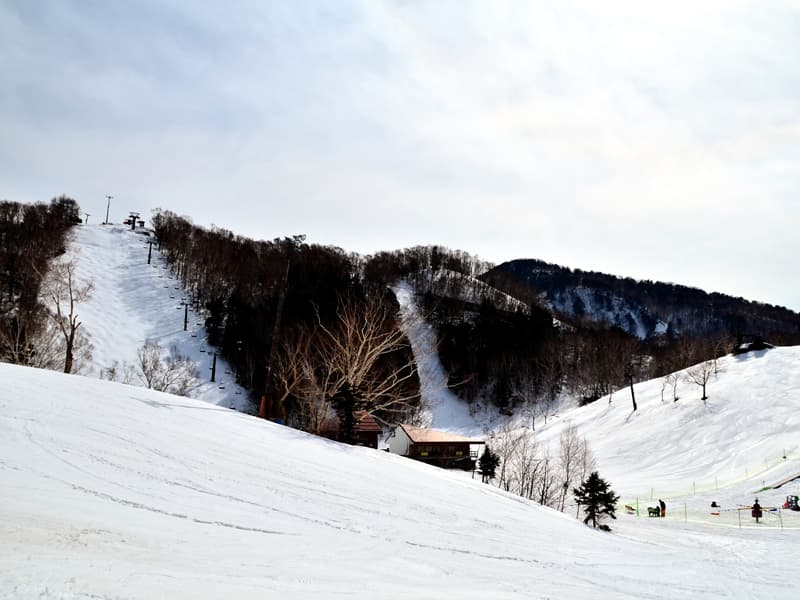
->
[659,498,666,518]
[752,499,762,523]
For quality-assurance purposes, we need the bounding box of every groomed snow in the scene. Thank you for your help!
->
[2,362,799,599]
[529,347,800,523]
[2,223,798,598]
[66,225,250,411]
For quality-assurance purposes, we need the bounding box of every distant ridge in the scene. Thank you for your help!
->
[483,258,800,342]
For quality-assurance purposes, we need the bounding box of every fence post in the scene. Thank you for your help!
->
[684,503,687,522]
[738,508,742,529]
[779,509,784,532]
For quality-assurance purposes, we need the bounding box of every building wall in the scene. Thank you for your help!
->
[387,427,411,456]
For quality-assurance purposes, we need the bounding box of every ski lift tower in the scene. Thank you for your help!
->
[126,211,140,231]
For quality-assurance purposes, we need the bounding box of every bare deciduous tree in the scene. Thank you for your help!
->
[0,306,64,370]
[136,342,200,396]
[556,423,584,512]
[684,359,714,402]
[275,327,333,433]
[661,372,680,403]
[39,254,94,373]
[101,360,138,385]
[533,447,558,507]
[276,294,420,436]
[509,432,542,501]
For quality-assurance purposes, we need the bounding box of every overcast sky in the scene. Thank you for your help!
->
[2,1,798,310]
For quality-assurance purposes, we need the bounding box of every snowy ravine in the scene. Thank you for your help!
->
[66,224,250,411]
[393,281,494,435]
[2,362,799,599]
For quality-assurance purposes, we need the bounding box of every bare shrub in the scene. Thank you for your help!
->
[136,342,200,396]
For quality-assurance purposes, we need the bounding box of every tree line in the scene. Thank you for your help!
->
[150,210,421,431]
[485,258,800,345]
[0,196,89,372]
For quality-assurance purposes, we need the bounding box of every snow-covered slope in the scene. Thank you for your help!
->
[531,347,800,521]
[394,281,493,435]
[2,362,799,599]
[66,224,250,410]
[395,281,800,526]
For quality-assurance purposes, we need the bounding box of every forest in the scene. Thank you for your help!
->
[0,197,83,369]
[4,201,799,436]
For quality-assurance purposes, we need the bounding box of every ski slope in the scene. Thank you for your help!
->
[2,362,799,599]
[395,278,800,527]
[65,224,250,411]
[529,347,800,517]
[5,222,797,597]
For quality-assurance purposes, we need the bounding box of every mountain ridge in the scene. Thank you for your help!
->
[482,257,800,343]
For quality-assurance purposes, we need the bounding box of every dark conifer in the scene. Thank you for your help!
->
[573,471,619,530]
[478,447,500,483]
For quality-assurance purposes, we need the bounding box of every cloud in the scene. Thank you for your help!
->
[1,0,798,310]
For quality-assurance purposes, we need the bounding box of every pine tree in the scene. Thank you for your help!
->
[478,447,500,483]
[573,471,619,530]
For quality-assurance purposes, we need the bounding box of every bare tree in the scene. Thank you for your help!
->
[535,343,562,425]
[136,342,200,396]
[661,372,680,403]
[101,360,137,385]
[556,423,587,512]
[684,359,714,402]
[0,306,65,370]
[710,335,729,375]
[492,421,526,492]
[276,294,420,437]
[509,432,542,501]
[275,326,333,433]
[533,447,558,507]
[509,363,540,430]
[39,254,94,373]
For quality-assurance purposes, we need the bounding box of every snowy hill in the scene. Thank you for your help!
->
[65,224,250,410]
[529,347,800,521]
[3,222,800,597]
[2,362,800,599]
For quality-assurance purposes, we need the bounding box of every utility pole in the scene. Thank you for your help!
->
[105,195,112,224]
[210,352,217,383]
[260,234,306,420]
[179,301,190,331]
[147,240,155,264]
[83,212,90,224]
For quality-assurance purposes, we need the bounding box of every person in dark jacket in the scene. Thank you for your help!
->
[659,498,666,518]
[752,499,763,523]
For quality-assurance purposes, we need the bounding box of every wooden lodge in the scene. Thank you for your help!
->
[387,424,484,470]
[318,411,382,449]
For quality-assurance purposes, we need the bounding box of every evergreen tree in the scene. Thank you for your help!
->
[478,447,500,483]
[573,471,619,530]
[331,382,360,444]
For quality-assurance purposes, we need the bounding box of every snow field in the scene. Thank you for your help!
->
[2,363,799,599]
[2,224,798,597]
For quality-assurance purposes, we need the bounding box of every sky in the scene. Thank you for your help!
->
[1,1,799,311]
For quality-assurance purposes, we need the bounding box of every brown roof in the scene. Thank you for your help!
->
[355,411,382,433]
[400,424,483,444]
[320,411,382,434]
